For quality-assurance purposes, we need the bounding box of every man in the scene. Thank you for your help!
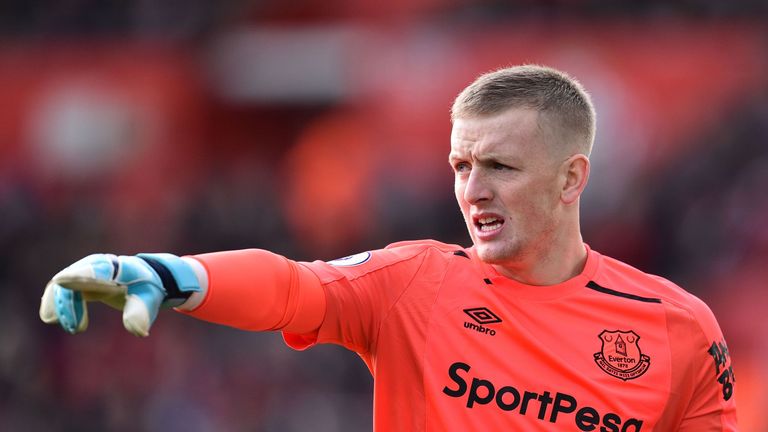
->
[40,65,737,430]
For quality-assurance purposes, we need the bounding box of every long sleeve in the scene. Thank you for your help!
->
[179,249,327,335]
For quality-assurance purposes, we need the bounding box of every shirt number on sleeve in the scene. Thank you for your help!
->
[707,339,735,401]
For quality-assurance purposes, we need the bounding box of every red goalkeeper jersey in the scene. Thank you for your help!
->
[282,240,737,431]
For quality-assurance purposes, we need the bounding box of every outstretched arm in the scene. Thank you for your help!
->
[40,249,326,337]
[180,249,325,335]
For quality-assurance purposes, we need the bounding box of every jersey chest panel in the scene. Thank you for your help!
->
[416,260,672,431]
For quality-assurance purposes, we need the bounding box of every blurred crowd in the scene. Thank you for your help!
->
[0,1,767,431]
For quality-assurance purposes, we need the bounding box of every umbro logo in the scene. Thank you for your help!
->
[464,307,502,324]
[463,307,502,336]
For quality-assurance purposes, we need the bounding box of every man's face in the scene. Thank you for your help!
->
[450,108,565,267]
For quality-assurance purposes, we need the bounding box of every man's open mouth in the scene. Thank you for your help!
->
[475,216,504,232]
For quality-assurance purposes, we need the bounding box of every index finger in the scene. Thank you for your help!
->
[52,275,126,296]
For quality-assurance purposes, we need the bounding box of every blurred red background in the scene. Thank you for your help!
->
[1,2,766,430]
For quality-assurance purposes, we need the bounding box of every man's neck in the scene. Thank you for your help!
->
[492,236,588,286]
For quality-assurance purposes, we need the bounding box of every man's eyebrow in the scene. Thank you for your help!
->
[475,153,517,164]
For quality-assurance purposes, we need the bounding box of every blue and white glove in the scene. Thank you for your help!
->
[39,253,202,337]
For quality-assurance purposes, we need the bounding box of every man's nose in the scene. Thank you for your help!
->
[463,169,493,204]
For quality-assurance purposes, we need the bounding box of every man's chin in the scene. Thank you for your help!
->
[474,245,511,265]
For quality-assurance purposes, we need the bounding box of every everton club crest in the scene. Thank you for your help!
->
[594,330,650,381]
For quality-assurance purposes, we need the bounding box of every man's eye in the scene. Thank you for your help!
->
[492,162,510,170]
[454,162,470,172]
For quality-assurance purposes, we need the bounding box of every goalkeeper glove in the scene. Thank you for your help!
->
[39,253,202,337]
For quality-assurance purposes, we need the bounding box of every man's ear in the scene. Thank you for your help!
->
[561,154,590,205]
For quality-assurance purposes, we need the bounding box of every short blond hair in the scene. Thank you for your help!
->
[451,65,596,155]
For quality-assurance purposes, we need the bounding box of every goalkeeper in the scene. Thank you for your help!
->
[40,65,737,431]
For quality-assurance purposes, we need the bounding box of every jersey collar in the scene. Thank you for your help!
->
[468,244,601,301]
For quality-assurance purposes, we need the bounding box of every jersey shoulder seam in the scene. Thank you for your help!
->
[371,244,455,356]
[324,240,460,283]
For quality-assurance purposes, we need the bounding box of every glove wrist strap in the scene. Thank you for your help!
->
[137,253,202,308]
